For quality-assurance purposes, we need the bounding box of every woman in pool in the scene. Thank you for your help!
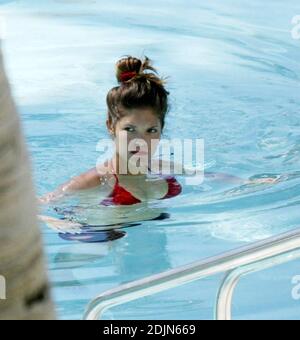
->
[39,55,279,240]
[40,56,183,205]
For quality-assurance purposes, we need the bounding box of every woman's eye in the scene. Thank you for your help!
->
[124,127,135,132]
[148,128,158,133]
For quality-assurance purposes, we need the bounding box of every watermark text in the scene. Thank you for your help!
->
[95,136,205,186]
[292,275,300,300]
[291,15,300,40]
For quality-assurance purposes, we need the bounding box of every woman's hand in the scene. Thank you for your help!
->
[38,193,53,205]
[38,191,64,205]
[246,177,281,185]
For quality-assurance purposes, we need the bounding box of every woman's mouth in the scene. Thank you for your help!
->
[130,150,148,156]
[129,146,148,156]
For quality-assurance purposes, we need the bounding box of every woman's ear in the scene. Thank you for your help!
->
[106,119,115,137]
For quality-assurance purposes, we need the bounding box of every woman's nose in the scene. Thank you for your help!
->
[132,134,147,145]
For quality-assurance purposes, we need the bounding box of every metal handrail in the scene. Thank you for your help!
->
[83,227,300,320]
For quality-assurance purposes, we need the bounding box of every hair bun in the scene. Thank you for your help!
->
[115,55,158,84]
[116,56,142,83]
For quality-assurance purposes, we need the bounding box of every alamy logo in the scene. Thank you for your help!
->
[96,136,205,186]
[291,275,300,300]
[291,15,300,40]
[0,275,6,300]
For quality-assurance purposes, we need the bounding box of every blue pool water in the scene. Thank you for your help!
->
[1,0,300,319]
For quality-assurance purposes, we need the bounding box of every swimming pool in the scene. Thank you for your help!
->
[1,0,300,320]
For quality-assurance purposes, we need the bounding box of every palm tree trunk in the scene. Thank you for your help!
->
[0,47,55,319]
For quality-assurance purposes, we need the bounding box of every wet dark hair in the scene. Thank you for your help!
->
[106,55,170,130]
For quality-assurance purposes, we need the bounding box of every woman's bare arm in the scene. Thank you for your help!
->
[39,167,102,204]
[157,160,279,185]
[201,171,279,185]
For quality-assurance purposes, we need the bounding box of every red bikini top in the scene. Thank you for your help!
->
[101,174,182,206]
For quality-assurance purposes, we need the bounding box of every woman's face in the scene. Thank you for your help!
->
[108,107,162,170]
